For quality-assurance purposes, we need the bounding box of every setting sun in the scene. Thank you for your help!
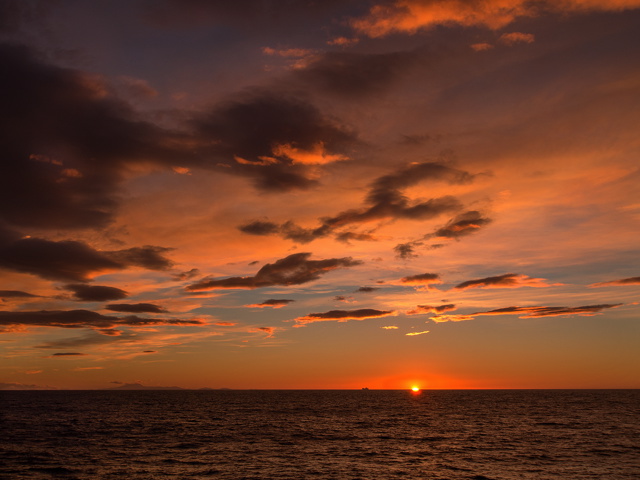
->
[411,386,420,392]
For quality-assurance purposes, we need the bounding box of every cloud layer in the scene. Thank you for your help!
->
[186,253,362,291]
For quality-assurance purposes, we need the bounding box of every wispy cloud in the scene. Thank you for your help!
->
[590,276,640,287]
[294,308,395,325]
[453,274,560,290]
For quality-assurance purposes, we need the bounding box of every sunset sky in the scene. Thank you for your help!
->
[1,0,639,390]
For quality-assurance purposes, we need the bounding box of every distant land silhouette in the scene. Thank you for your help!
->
[107,382,224,391]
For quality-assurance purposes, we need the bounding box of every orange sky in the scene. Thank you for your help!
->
[1,0,639,390]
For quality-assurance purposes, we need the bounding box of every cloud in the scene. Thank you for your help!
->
[0,233,173,282]
[405,330,430,336]
[293,50,418,98]
[351,0,640,38]
[189,91,357,192]
[472,304,624,318]
[0,290,38,299]
[381,325,399,329]
[391,211,491,259]
[0,310,205,331]
[453,273,559,290]
[51,352,87,356]
[214,322,237,326]
[0,44,360,239]
[355,286,379,293]
[105,303,168,313]
[334,295,354,302]
[499,32,535,45]
[400,273,442,289]
[172,268,201,281]
[471,42,494,51]
[394,241,422,259]
[431,303,623,322]
[0,43,183,231]
[407,304,456,315]
[294,308,395,324]
[239,161,473,244]
[186,252,362,291]
[432,210,492,239]
[430,314,477,323]
[254,326,275,337]
[590,276,640,287]
[245,299,295,308]
[65,284,128,302]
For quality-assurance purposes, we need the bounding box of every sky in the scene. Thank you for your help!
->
[1,0,639,390]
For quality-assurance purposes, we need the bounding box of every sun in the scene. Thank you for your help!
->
[411,386,420,392]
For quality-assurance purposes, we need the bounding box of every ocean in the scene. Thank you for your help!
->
[1,390,638,479]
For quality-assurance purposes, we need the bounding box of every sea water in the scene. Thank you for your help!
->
[1,390,638,479]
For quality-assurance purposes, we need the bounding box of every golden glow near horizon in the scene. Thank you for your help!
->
[0,1,639,391]
[411,386,421,392]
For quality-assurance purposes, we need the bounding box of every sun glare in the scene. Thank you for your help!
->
[411,386,420,392]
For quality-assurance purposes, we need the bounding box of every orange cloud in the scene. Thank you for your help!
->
[253,327,276,338]
[271,142,349,165]
[499,32,535,45]
[352,0,640,37]
[400,272,442,290]
[405,330,430,336]
[471,42,494,51]
[262,47,314,58]
[430,314,476,323]
[407,304,456,315]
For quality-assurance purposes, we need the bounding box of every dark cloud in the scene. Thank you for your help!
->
[394,241,422,259]
[335,231,377,243]
[238,221,281,236]
[105,303,168,313]
[454,273,555,290]
[590,276,640,287]
[65,284,128,302]
[0,233,173,282]
[0,290,38,298]
[0,42,363,242]
[0,43,179,231]
[107,246,174,271]
[189,91,357,192]
[393,211,491,259]
[0,309,205,331]
[432,210,492,239]
[51,352,87,356]
[239,161,473,243]
[294,50,417,98]
[407,304,456,315]
[355,286,379,293]
[295,308,395,324]
[171,268,201,281]
[245,299,295,308]
[400,273,442,288]
[186,252,362,291]
[334,295,352,302]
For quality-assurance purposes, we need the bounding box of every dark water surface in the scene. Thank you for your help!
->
[2,390,639,479]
